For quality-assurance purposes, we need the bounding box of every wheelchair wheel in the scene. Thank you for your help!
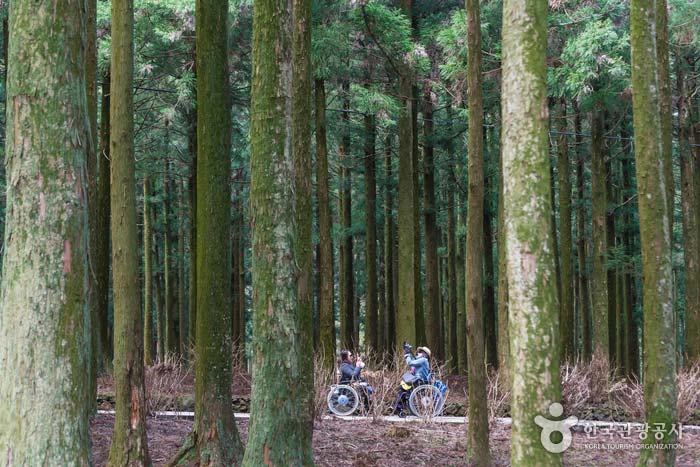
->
[408,384,445,418]
[327,384,360,416]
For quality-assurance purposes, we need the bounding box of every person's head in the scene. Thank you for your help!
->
[416,346,432,360]
[340,349,354,363]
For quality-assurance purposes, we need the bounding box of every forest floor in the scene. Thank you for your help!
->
[90,414,700,466]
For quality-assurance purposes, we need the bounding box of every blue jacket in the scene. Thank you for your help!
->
[404,354,430,382]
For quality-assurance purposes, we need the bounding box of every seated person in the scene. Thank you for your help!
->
[392,342,432,415]
[338,349,365,384]
[403,343,431,382]
[338,349,373,411]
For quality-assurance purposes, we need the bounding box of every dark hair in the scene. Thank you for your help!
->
[339,349,351,365]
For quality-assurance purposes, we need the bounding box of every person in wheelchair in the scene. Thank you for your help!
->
[338,349,373,411]
[392,342,432,416]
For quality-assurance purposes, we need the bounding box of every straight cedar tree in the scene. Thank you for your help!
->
[365,112,380,352]
[465,0,492,463]
[502,0,563,464]
[590,106,609,360]
[557,100,575,362]
[107,0,151,463]
[0,0,92,463]
[163,156,178,356]
[244,0,313,463]
[97,72,112,367]
[316,78,335,368]
[446,147,458,370]
[631,0,678,464]
[292,0,315,460]
[177,178,187,356]
[168,0,244,464]
[144,176,155,365]
[187,72,197,353]
[384,136,397,354]
[423,83,441,360]
[397,0,417,348]
[574,108,592,360]
[679,59,700,361]
[339,91,355,350]
[86,0,99,407]
[496,142,510,378]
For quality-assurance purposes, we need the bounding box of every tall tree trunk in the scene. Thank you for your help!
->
[631,0,678,463]
[446,149,458,370]
[365,113,379,351]
[155,242,165,362]
[423,84,441,359]
[575,108,592,360]
[107,0,151,462]
[412,86,425,345]
[0,1,92,462]
[143,176,154,365]
[237,211,246,352]
[557,99,575,362]
[232,213,242,352]
[397,0,416,348]
[606,156,618,364]
[292,0,315,458]
[502,0,562,463]
[465,0,492,460]
[483,199,497,368]
[86,0,99,408]
[167,0,244,464]
[177,178,186,357]
[316,79,335,367]
[97,71,113,369]
[456,206,467,373]
[384,136,396,355]
[187,98,197,354]
[497,139,510,377]
[339,89,355,350]
[163,157,177,356]
[621,144,639,376]
[590,106,609,361]
[680,58,700,361]
[243,0,313,462]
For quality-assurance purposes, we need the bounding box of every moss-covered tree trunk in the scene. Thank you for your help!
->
[86,0,99,406]
[423,84,441,360]
[107,0,151,464]
[497,142,510,377]
[144,176,154,365]
[292,0,315,459]
[446,159,458,371]
[97,71,113,368]
[316,79,335,367]
[243,0,314,463]
[466,0,492,460]
[606,156,618,364]
[339,92,355,350]
[557,99,575,362]
[384,136,396,354]
[0,0,92,463]
[484,163,497,369]
[155,243,165,362]
[574,108,592,360]
[187,94,197,354]
[631,0,678,463]
[177,178,186,356]
[680,59,700,361]
[168,1,244,465]
[590,106,609,361]
[397,0,416,348]
[163,157,177,356]
[502,0,562,463]
[365,112,379,351]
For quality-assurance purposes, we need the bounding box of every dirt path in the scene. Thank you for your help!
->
[91,414,700,466]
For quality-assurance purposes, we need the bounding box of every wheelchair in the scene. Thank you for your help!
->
[394,372,448,419]
[327,381,372,416]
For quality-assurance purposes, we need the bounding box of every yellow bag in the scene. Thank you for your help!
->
[401,380,412,391]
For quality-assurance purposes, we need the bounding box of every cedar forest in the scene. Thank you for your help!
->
[0,0,699,466]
